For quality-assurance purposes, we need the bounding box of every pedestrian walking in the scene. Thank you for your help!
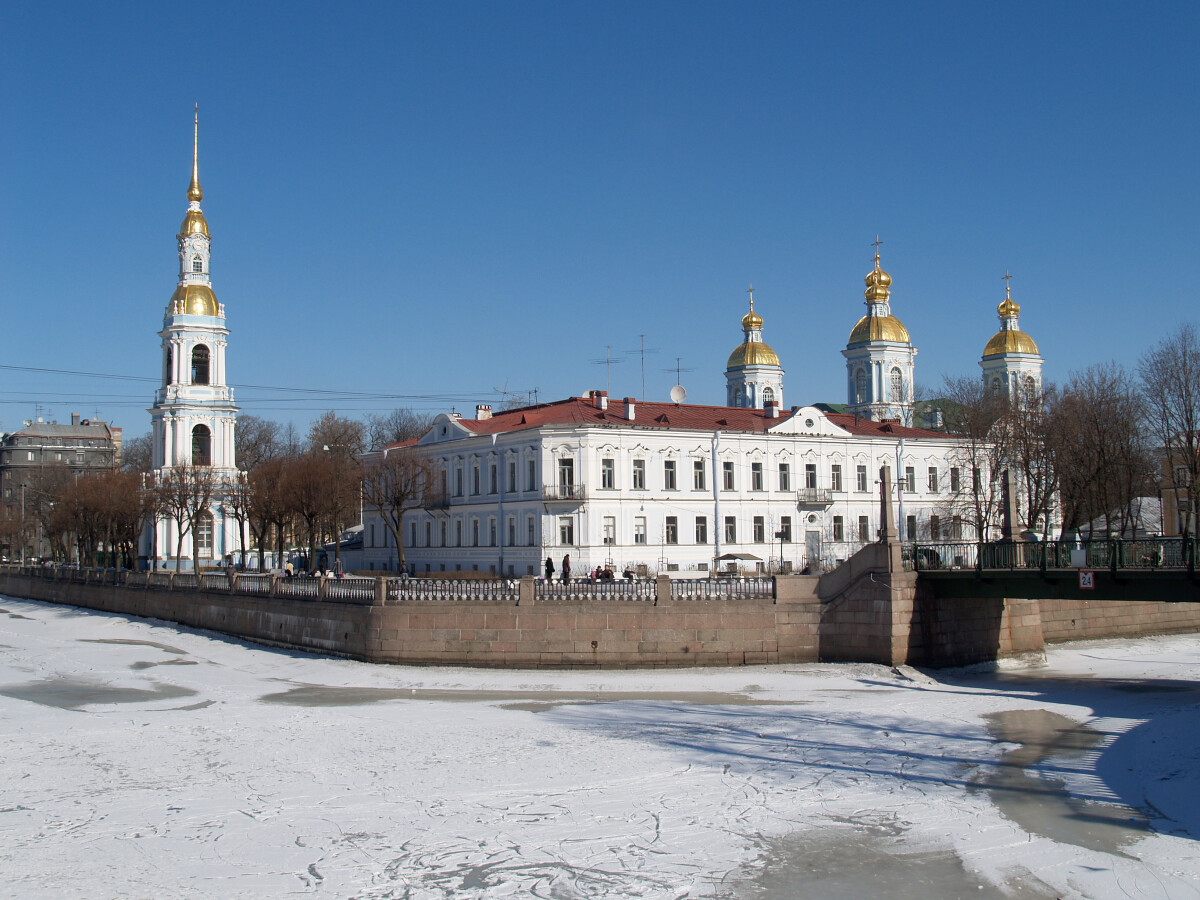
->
[544,556,555,581]
[562,554,571,584]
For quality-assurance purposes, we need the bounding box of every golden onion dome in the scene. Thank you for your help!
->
[848,314,910,345]
[742,308,763,329]
[983,329,1039,357]
[997,296,1020,318]
[727,341,781,368]
[169,283,219,317]
[179,209,210,237]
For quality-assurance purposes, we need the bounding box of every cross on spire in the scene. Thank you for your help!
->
[872,234,884,266]
[746,282,755,311]
[1002,270,1013,300]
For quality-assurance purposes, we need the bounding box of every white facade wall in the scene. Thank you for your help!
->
[363,407,990,577]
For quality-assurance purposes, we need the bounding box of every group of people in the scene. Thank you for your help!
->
[544,555,636,583]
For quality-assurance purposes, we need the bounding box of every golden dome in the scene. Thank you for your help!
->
[864,248,892,302]
[998,296,1020,318]
[848,314,910,345]
[169,283,219,317]
[742,308,763,329]
[727,341,781,368]
[983,330,1039,357]
[179,209,209,237]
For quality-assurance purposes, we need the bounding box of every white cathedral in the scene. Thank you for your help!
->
[140,112,239,569]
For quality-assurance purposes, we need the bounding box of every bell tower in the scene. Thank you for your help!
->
[144,108,239,568]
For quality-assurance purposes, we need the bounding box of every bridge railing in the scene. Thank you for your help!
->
[907,537,1197,573]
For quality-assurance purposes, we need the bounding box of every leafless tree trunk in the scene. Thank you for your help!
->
[361,448,440,570]
[1140,324,1200,539]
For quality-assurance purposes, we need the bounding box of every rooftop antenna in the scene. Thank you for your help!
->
[590,345,624,394]
[624,334,660,402]
[662,356,695,385]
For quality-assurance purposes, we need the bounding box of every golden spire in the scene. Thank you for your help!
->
[742,283,763,329]
[187,104,203,202]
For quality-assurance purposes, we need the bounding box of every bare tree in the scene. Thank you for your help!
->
[361,447,440,570]
[284,452,332,572]
[121,433,154,474]
[155,465,218,571]
[939,376,1011,541]
[1140,324,1200,538]
[308,412,366,568]
[366,409,434,450]
[1007,383,1061,535]
[247,456,292,571]
[235,415,282,472]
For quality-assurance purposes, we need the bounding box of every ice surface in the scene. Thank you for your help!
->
[0,598,1198,899]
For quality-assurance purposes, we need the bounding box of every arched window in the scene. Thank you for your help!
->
[762,386,775,405]
[890,367,903,402]
[191,345,210,385]
[1023,376,1038,405]
[165,346,173,384]
[195,511,214,558]
[855,369,867,404]
[192,255,203,273]
[991,377,1002,395]
[192,424,212,466]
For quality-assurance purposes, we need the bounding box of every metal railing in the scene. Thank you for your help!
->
[671,577,774,601]
[906,538,1198,573]
[200,573,230,592]
[542,483,587,502]
[276,577,320,599]
[796,488,833,505]
[325,576,376,603]
[237,573,273,595]
[536,579,655,602]
[389,579,520,603]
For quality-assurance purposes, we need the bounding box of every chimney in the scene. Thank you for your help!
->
[593,390,609,411]
[71,413,81,426]
[764,401,778,419]
[476,404,492,421]
[623,397,636,421]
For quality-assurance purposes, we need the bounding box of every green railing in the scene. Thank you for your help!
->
[905,538,1198,575]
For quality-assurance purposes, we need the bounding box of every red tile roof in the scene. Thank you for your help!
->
[393,396,947,448]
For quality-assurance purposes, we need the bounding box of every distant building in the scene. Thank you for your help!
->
[0,413,122,559]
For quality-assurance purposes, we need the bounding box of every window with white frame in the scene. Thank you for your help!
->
[724,516,737,543]
[195,511,214,558]
[632,459,646,489]
[753,516,765,542]
[858,516,870,542]
[601,457,615,489]
[695,516,707,544]
[693,459,706,490]
[507,460,516,493]
[527,458,536,491]
[507,516,516,546]
[928,466,938,492]
[527,516,535,546]
[665,516,678,544]
[833,516,844,542]
[634,516,646,544]
[751,462,763,491]
[831,464,842,492]
[905,467,915,493]
[489,518,497,547]
[805,464,817,489]
[780,516,792,542]
[779,462,790,492]
[559,516,574,545]
[603,516,616,545]
[857,464,868,492]
[664,459,677,490]
[723,461,735,490]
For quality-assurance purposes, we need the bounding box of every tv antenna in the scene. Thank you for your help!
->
[661,357,695,384]
[590,345,624,394]
[624,334,660,402]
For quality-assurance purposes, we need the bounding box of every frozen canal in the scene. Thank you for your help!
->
[1,597,1199,899]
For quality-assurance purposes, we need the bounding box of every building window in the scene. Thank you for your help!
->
[425,521,432,546]
[559,516,574,545]
[489,462,497,494]
[634,516,647,544]
[858,516,870,542]
[833,516,844,542]
[695,516,708,544]
[928,467,938,492]
[506,516,516,546]
[805,464,817,489]
[601,458,615,490]
[831,465,842,492]
[905,515,916,541]
[526,459,536,491]
[472,464,481,495]
[951,515,963,540]
[192,255,203,273]
[527,516,536,546]
[440,521,447,547]
[471,519,480,546]
[195,511,214,558]
[891,367,903,402]
[454,468,464,497]
[409,522,417,547]
[929,515,941,540]
[557,458,574,495]
[856,464,868,492]
[693,459,706,490]
[762,386,775,405]
[753,516,765,543]
[973,467,981,491]
[665,516,678,544]
[904,467,915,493]
[190,345,210,385]
[751,462,764,491]
[191,424,211,466]
[507,460,516,493]
[779,463,791,492]
[950,467,961,492]
[455,520,463,546]
[664,460,677,490]
[724,517,737,543]
[855,368,867,404]
[489,518,497,547]
[723,461,735,491]
[632,459,646,490]
[780,516,792,542]
[603,516,616,545]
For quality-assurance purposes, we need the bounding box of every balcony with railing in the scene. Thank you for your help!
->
[542,482,587,502]
[796,487,833,506]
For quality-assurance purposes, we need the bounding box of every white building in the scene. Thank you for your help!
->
[141,111,239,569]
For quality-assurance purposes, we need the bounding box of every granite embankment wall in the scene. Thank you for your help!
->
[3,560,1199,668]
[0,571,822,668]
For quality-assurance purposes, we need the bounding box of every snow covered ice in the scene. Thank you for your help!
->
[1,597,1199,899]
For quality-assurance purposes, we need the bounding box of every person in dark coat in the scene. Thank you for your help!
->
[544,556,555,581]
[562,554,571,584]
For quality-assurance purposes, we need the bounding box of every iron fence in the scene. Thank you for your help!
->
[907,538,1198,573]
[390,579,520,603]
[671,577,774,601]
[535,579,655,602]
[237,573,273,596]
[326,576,376,603]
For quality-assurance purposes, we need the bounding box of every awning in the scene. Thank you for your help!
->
[716,552,761,561]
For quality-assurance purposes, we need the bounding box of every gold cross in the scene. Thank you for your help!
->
[746,283,755,311]
[1002,270,1013,299]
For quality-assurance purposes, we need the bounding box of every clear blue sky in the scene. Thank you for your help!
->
[2,2,1197,440]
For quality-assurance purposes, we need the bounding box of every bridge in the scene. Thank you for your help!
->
[906,538,1200,603]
